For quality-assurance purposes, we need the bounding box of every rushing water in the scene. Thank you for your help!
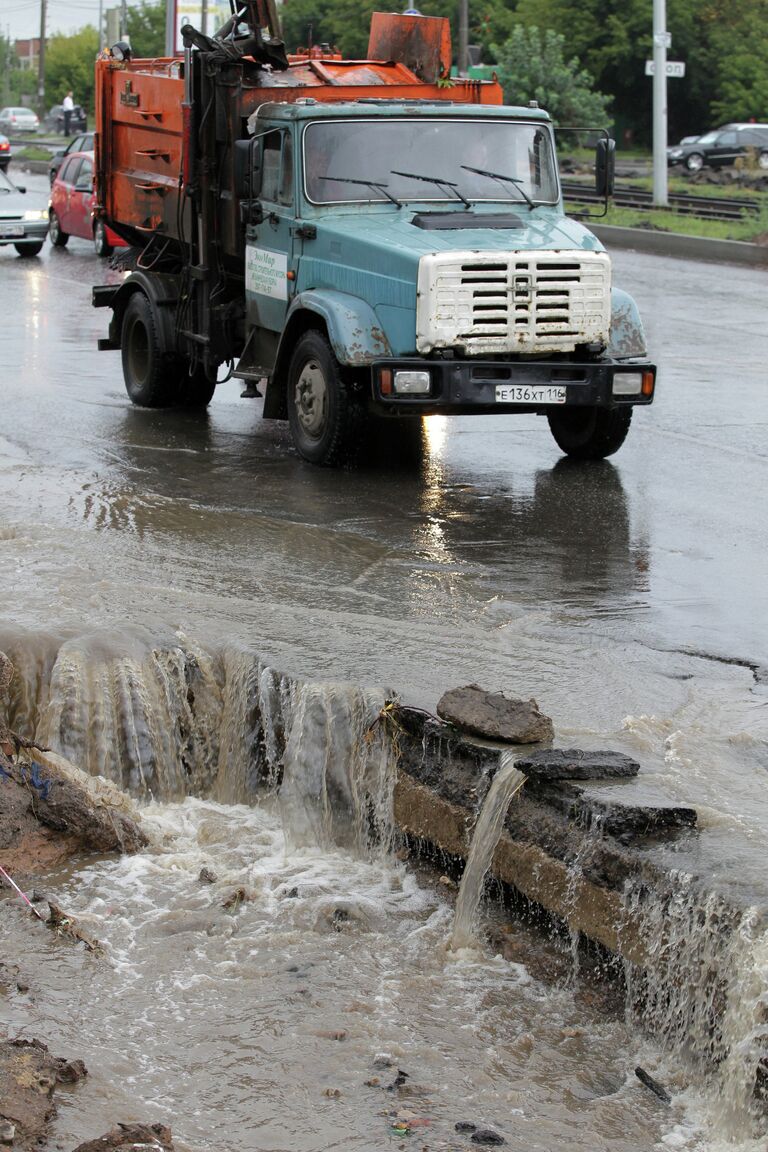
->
[1,636,767,1150]
[451,754,527,951]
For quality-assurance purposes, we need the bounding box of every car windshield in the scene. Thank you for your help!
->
[303,118,558,206]
[696,131,719,145]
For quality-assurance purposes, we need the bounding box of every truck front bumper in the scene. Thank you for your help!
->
[370,358,656,416]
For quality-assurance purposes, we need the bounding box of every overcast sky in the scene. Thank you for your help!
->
[2,0,147,42]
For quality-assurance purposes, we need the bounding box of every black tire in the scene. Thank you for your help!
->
[179,366,216,409]
[547,406,633,460]
[93,219,112,258]
[15,242,44,257]
[286,330,362,465]
[121,292,179,408]
[49,211,68,247]
[684,152,704,172]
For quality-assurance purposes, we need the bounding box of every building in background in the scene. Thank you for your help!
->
[14,39,41,72]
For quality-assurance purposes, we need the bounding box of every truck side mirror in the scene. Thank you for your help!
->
[595,138,615,197]
[234,137,262,201]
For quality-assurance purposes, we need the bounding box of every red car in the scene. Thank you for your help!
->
[49,150,125,257]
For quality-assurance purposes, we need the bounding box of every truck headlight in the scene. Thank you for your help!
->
[394,370,430,395]
[613,372,643,396]
[613,370,654,397]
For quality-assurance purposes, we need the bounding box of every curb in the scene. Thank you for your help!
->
[591,223,768,268]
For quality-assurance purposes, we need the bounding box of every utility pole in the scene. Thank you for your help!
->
[37,0,46,119]
[652,0,669,207]
[201,0,208,37]
[98,0,104,49]
[120,0,127,39]
[458,0,469,76]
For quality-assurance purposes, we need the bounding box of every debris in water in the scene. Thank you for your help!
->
[635,1066,671,1104]
[222,886,254,910]
[372,1054,393,1069]
[47,901,103,954]
[387,1069,410,1091]
[0,863,46,920]
[364,1077,381,1087]
[322,1087,341,1097]
[470,1129,505,1146]
[71,1122,175,1151]
[436,684,554,744]
[198,867,217,884]
[455,1121,477,1133]
[315,1029,347,1041]
[0,1121,15,1144]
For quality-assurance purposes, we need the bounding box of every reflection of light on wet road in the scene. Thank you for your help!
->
[423,414,448,459]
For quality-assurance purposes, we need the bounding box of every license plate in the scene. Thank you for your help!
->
[0,225,24,238]
[495,384,567,404]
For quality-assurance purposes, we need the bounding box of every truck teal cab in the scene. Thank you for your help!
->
[234,100,654,464]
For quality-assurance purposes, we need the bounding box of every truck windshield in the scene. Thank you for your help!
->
[303,118,558,206]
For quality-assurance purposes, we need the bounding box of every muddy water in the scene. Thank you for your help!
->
[0,797,752,1152]
[1,180,767,1148]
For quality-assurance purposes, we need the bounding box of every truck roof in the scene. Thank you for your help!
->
[251,100,552,125]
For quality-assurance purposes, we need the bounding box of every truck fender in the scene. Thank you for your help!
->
[608,287,647,358]
[264,290,392,419]
[98,270,179,354]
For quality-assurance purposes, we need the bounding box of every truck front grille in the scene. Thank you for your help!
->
[417,251,611,355]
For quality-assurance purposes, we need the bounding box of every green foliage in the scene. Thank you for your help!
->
[45,26,99,114]
[512,0,768,142]
[492,25,610,126]
[125,1,166,59]
[705,0,768,123]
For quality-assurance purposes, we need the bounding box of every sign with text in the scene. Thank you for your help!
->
[245,246,288,300]
[645,60,686,78]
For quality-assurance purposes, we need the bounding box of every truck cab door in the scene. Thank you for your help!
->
[245,129,298,336]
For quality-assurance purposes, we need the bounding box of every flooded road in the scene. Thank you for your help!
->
[1,172,767,1149]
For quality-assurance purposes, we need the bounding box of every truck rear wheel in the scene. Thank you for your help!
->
[547,406,632,460]
[179,367,216,409]
[287,331,361,465]
[121,292,179,408]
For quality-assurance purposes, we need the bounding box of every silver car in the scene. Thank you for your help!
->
[0,106,40,135]
[0,168,48,257]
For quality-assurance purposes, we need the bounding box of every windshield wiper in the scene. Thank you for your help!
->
[460,165,537,209]
[320,176,402,207]
[390,170,471,209]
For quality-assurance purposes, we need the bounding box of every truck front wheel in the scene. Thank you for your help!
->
[287,331,361,465]
[547,406,632,460]
[121,292,178,408]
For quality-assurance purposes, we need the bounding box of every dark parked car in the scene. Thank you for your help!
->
[0,134,11,171]
[49,132,94,185]
[44,103,88,135]
[0,167,48,257]
[667,123,768,171]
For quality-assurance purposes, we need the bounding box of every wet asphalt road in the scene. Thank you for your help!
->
[1,171,767,839]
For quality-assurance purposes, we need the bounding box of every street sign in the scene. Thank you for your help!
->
[645,60,686,78]
[653,31,672,47]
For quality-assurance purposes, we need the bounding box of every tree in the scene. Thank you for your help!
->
[492,25,610,127]
[125,1,166,59]
[45,26,99,115]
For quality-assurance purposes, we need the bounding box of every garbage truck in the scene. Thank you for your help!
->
[93,1,656,464]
